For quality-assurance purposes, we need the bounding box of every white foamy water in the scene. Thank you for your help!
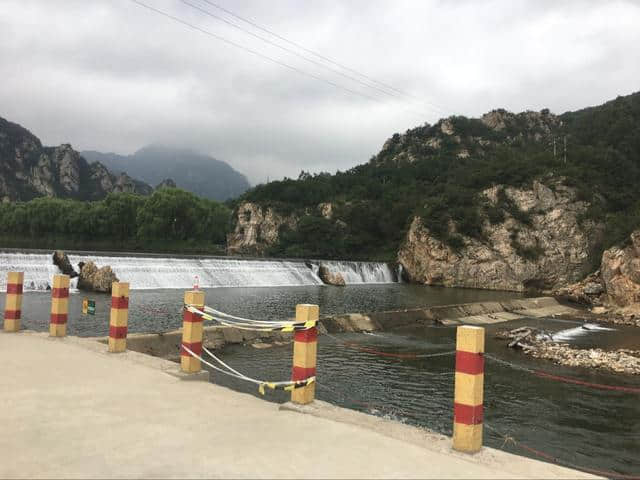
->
[313,261,397,284]
[0,252,397,290]
[552,323,616,341]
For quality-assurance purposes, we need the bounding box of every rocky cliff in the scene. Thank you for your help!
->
[398,180,603,292]
[227,202,297,255]
[0,116,152,201]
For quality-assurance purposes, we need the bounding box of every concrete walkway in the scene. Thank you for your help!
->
[0,332,597,479]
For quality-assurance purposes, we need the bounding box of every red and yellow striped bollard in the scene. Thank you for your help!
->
[181,290,205,373]
[4,272,24,332]
[109,282,129,353]
[453,325,485,453]
[50,274,70,337]
[291,304,319,405]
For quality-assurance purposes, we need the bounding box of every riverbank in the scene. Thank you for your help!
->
[0,331,596,479]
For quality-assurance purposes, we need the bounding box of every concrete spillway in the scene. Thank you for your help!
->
[0,252,398,290]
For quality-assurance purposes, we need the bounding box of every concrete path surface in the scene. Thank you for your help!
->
[0,332,597,479]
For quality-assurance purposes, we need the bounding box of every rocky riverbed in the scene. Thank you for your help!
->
[496,326,640,375]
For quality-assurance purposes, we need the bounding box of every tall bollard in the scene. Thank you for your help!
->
[181,290,205,373]
[291,304,319,405]
[108,282,130,353]
[453,325,485,453]
[4,272,24,332]
[50,274,70,337]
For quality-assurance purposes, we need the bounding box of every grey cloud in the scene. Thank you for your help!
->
[1,0,638,184]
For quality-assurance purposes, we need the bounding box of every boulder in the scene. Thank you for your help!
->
[318,265,346,286]
[77,261,118,293]
[52,250,78,278]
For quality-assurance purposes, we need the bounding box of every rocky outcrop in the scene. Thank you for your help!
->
[318,265,345,286]
[227,202,297,255]
[52,250,77,278]
[398,180,603,292]
[0,116,152,201]
[600,231,640,309]
[77,261,118,293]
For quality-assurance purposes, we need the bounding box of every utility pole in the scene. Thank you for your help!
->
[563,136,567,164]
[553,137,557,158]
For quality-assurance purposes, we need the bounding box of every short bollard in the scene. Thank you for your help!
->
[4,271,24,332]
[181,290,205,373]
[50,274,70,337]
[108,282,129,353]
[291,304,319,405]
[453,325,485,453]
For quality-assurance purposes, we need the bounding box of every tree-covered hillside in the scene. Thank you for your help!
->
[237,91,640,261]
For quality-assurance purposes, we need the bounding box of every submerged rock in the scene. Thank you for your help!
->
[77,261,118,293]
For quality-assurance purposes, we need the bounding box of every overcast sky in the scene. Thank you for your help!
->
[1,0,639,184]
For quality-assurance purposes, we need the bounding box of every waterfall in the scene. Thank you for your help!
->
[0,252,400,291]
[0,253,60,291]
[0,252,325,291]
[313,261,398,284]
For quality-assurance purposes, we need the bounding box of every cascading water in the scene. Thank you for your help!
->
[0,253,60,291]
[0,252,399,290]
[312,261,398,284]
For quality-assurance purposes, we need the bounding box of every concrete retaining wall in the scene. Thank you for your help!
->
[121,297,580,359]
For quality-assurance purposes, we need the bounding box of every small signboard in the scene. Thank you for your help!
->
[82,297,96,315]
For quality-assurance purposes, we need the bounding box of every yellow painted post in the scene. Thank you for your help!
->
[291,304,319,405]
[453,325,485,453]
[49,274,70,337]
[108,282,129,353]
[4,272,24,332]
[181,290,205,373]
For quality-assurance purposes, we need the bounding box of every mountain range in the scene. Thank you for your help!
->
[82,146,250,201]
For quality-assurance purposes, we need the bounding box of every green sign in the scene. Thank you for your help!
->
[87,299,96,315]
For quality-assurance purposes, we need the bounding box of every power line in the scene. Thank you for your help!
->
[179,0,435,116]
[130,0,428,119]
[197,0,449,115]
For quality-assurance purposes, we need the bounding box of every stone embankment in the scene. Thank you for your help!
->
[123,297,578,359]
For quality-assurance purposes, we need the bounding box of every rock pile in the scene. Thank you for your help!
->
[496,326,640,375]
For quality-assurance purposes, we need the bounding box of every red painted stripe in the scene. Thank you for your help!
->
[109,325,128,339]
[52,287,69,298]
[50,313,68,325]
[456,351,484,375]
[111,296,129,309]
[181,341,203,357]
[6,283,23,294]
[454,403,483,425]
[4,309,21,320]
[183,309,203,323]
[294,327,317,343]
[292,365,316,381]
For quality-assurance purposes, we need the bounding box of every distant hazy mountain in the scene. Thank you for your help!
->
[82,145,250,201]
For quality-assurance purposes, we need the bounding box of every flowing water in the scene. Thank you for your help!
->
[213,319,640,477]
[1,250,639,475]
